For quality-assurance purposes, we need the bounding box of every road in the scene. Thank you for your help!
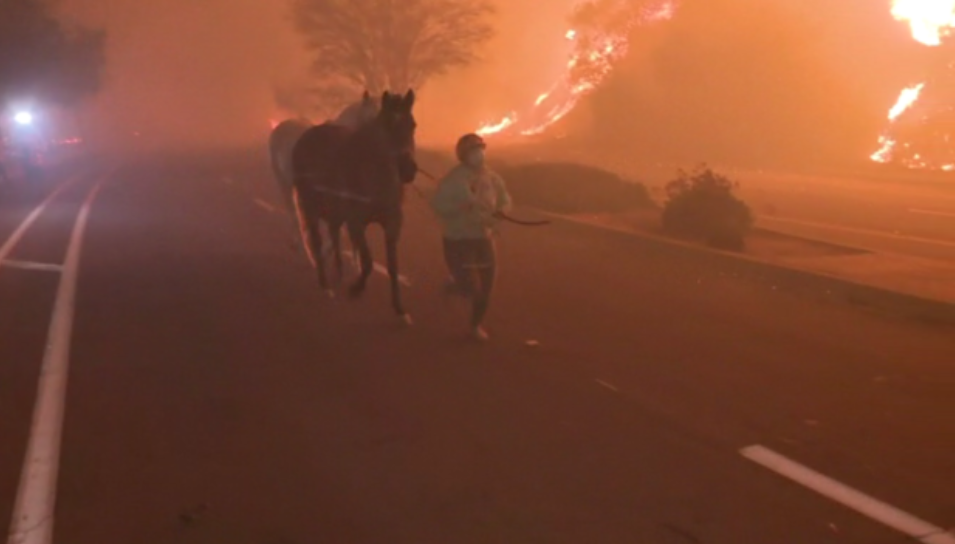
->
[1,149,954,543]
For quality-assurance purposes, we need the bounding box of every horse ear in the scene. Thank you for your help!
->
[403,89,415,109]
[362,90,370,102]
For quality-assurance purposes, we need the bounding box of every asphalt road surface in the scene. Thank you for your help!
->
[1,150,954,544]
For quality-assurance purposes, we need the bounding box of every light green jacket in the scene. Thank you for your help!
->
[430,164,513,240]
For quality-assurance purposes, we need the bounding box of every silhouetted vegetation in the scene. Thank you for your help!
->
[0,0,106,106]
[494,161,654,215]
[662,165,753,250]
[290,0,495,107]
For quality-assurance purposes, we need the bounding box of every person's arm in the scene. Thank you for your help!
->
[493,173,513,214]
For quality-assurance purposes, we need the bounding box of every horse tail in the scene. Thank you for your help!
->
[292,183,318,269]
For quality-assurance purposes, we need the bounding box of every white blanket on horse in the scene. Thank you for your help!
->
[331,101,377,130]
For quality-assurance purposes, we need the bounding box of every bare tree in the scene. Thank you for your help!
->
[290,0,495,96]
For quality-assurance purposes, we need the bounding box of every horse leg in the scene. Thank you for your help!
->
[329,220,345,284]
[347,222,373,299]
[292,185,332,295]
[384,223,411,325]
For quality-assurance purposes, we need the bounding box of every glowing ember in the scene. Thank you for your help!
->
[476,0,677,138]
[888,83,925,121]
[872,1,955,168]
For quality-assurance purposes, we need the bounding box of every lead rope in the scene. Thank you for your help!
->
[414,167,551,227]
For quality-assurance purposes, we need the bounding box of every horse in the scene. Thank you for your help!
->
[291,89,418,323]
[268,93,379,262]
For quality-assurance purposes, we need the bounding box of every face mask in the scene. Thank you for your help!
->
[465,148,485,168]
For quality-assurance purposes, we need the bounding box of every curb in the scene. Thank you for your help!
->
[533,209,955,327]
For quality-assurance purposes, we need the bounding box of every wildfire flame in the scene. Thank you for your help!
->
[476,0,677,138]
[872,0,955,167]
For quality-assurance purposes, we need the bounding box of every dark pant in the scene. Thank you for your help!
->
[443,237,497,327]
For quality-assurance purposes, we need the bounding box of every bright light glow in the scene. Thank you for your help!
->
[872,0,955,168]
[14,111,32,125]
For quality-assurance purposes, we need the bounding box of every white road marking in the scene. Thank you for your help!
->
[740,445,955,544]
[7,173,111,544]
[909,208,955,218]
[0,176,80,265]
[253,198,277,213]
[595,379,619,392]
[0,260,63,273]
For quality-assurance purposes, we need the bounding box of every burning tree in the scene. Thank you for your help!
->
[290,0,495,98]
[0,0,106,106]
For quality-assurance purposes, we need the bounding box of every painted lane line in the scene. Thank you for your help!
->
[7,173,111,544]
[0,176,81,265]
[595,379,619,392]
[909,208,955,218]
[0,260,63,273]
[740,445,955,544]
[253,198,277,213]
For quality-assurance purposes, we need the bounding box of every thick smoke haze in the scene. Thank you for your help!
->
[573,0,928,169]
[60,0,576,150]
[60,0,930,168]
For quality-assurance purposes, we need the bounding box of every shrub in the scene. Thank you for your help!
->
[661,164,753,251]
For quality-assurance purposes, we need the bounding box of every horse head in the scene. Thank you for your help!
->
[377,90,417,185]
[377,89,417,157]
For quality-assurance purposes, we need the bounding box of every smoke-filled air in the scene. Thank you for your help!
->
[48,0,951,171]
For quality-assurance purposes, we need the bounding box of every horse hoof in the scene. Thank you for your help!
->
[399,313,414,326]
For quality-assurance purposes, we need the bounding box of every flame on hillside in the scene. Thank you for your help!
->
[871,0,955,169]
[477,0,677,138]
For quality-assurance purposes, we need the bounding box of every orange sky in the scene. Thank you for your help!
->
[57,0,932,165]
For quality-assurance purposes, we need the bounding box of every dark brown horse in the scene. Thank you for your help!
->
[291,90,418,323]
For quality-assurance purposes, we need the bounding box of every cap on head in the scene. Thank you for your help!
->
[455,133,486,163]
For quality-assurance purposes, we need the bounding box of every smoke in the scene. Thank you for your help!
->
[58,0,578,151]
[574,0,928,169]
[57,0,930,168]
[61,0,307,150]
